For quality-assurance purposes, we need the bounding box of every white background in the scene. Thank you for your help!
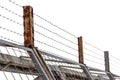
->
[0,0,120,76]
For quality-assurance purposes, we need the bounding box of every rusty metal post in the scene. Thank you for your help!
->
[23,6,34,48]
[78,36,84,64]
[104,51,110,72]
[23,6,55,80]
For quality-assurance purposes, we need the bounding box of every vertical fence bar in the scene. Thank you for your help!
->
[78,36,94,80]
[78,36,84,64]
[23,6,34,48]
[104,51,115,80]
[104,51,110,72]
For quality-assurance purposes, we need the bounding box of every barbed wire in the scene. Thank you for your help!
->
[0,26,23,36]
[84,52,103,60]
[111,66,120,71]
[0,36,22,44]
[85,58,104,65]
[9,0,22,8]
[110,59,120,66]
[35,39,78,57]
[35,30,78,51]
[110,54,120,62]
[34,13,77,38]
[34,23,77,45]
[0,14,23,26]
[0,4,22,17]
[110,62,120,68]
[8,0,78,39]
[84,41,104,52]
[83,47,104,57]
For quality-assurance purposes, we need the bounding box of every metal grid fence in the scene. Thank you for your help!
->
[0,40,38,80]
[0,39,89,80]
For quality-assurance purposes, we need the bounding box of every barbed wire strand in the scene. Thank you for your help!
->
[0,36,22,44]
[34,23,77,45]
[83,47,104,57]
[110,59,120,66]
[34,13,77,38]
[84,52,103,60]
[84,41,104,52]
[35,30,78,51]
[8,0,78,39]
[0,14,23,26]
[110,55,120,62]
[35,39,78,57]
[9,0,22,8]
[110,63,120,68]
[0,4,22,17]
[7,0,78,46]
[85,58,104,65]
[0,26,23,36]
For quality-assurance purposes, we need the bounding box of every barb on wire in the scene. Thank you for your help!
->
[83,47,104,57]
[85,58,104,65]
[84,52,103,60]
[110,59,120,66]
[0,5,22,17]
[0,14,23,26]
[0,36,22,44]
[84,41,103,52]
[110,55,120,62]
[34,23,77,45]
[9,0,22,8]
[0,26,23,36]
[35,30,78,51]
[34,13,77,38]
[35,39,78,57]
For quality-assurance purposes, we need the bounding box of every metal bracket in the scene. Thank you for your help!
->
[107,72,115,80]
[80,65,94,80]
[0,62,12,70]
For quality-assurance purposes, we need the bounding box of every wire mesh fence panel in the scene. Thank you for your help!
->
[40,50,89,80]
[0,42,40,80]
[0,40,90,80]
[88,67,110,80]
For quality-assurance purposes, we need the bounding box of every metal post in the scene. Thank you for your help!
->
[104,51,110,72]
[23,6,55,80]
[78,36,84,64]
[104,51,115,80]
[23,6,34,48]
